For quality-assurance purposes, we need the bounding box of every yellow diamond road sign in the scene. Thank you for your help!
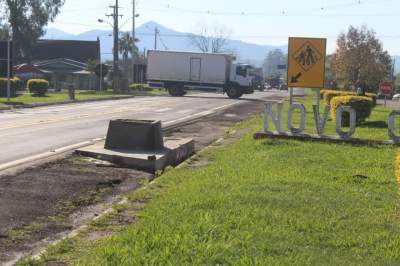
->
[287,37,327,89]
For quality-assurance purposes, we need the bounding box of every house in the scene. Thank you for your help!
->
[20,39,101,90]
[14,58,97,90]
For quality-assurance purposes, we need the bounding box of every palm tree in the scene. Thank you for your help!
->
[119,32,133,63]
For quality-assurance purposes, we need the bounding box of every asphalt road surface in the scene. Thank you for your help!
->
[0,91,285,170]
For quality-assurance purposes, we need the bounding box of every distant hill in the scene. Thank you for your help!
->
[44,21,286,66]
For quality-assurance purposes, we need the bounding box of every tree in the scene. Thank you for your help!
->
[1,0,65,61]
[332,25,392,91]
[263,49,287,78]
[118,32,141,80]
[188,23,231,53]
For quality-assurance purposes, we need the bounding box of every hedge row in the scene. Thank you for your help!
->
[27,79,49,96]
[321,89,377,107]
[0,78,20,97]
[129,84,154,92]
[330,96,374,126]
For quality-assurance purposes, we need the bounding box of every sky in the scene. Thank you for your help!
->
[49,0,400,54]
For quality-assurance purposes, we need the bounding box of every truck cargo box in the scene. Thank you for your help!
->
[147,50,233,86]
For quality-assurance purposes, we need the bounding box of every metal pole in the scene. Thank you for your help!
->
[154,27,158,50]
[113,0,119,91]
[7,39,11,101]
[100,62,103,91]
[289,87,293,105]
[132,0,135,84]
[316,88,321,110]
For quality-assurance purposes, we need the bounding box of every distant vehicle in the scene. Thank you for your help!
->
[392,94,400,100]
[146,50,255,99]
[267,77,286,90]
[249,68,265,91]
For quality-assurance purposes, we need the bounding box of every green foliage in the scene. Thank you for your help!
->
[263,49,287,78]
[332,25,392,90]
[129,84,153,91]
[0,77,20,97]
[365,92,377,107]
[330,96,374,126]
[3,0,65,61]
[27,79,49,96]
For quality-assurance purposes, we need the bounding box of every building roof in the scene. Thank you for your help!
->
[32,39,100,63]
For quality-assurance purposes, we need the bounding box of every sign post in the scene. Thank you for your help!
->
[7,40,10,101]
[287,37,327,107]
[379,81,392,108]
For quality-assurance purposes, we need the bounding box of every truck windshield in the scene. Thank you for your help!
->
[236,66,247,77]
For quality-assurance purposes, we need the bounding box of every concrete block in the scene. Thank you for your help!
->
[105,119,164,151]
[76,138,195,173]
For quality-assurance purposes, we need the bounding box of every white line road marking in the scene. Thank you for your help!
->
[0,100,240,172]
[177,109,192,114]
[164,102,239,126]
[155,108,173,112]
[0,140,98,172]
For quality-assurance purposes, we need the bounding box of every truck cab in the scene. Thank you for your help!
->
[225,64,255,98]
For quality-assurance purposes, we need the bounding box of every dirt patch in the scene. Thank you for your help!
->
[0,99,269,264]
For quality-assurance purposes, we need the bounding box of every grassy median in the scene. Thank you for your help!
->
[19,93,400,265]
[0,88,168,108]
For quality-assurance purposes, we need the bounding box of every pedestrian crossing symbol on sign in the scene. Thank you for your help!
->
[287,37,326,89]
[293,42,323,72]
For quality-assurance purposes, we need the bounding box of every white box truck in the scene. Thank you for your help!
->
[147,50,255,99]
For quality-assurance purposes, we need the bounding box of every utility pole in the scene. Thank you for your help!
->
[132,0,136,83]
[106,0,122,91]
[154,27,159,50]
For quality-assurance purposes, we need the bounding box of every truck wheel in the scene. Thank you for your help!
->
[227,87,243,99]
[168,87,185,97]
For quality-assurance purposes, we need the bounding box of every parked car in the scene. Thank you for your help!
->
[392,94,400,100]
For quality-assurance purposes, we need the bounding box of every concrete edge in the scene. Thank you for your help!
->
[0,95,136,111]
[253,132,397,147]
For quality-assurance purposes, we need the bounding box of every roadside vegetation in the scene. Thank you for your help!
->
[20,92,400,265]
[0,86,168,108]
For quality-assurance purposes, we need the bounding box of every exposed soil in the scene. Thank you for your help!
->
[0,99,269,264]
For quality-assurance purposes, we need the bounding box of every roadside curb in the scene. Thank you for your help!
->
[0,95,136,111]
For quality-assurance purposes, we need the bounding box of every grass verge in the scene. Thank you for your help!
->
[0,88,168,107]
[21,106,400,265]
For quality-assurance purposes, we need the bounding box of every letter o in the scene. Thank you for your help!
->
[287,103,306,134]
[336,106,356,139]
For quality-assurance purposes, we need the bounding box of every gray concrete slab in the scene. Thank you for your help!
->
[76,138,195,172]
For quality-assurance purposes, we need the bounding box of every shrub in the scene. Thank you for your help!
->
[129,84,153,91]
[0,78,20,97]
[324,90,355,105]
[330,96,374,126]
[28,79,49,96]
[365,93,377,107]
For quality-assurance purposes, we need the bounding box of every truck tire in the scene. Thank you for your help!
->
[168,87,185,97]
[227,87,243,99]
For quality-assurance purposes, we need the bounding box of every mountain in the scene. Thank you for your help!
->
[44,21,286,66]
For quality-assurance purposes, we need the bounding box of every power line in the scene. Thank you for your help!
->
[137,0,396,17]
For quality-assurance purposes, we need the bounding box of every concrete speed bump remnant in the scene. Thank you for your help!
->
[76,119,194,173]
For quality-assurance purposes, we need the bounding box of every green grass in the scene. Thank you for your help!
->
[0,88,168,107]
[43,112,397,265]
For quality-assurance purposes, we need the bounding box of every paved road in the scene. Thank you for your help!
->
[0,91,285,169]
